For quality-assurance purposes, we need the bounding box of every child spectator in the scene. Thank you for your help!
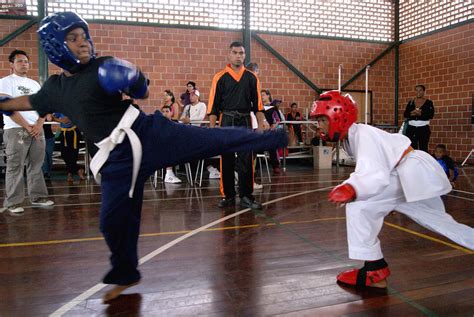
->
[160,105,181,183]
[433,144,458,187]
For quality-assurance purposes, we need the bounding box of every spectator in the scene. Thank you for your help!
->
[160,105,182,184]
[403,85,434,152]
[262,90,282,175]
[286,102,303,144]
[180,90,220,179]
[180,89,206,126]
[433,144,458,188]
[180,81,196,111]
[52,112,85,183]
[162,90,180,121]
[0,49,54,214]
[208,41,266,210]
[246,62,263,190]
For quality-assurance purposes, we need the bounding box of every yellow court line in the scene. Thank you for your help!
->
[384,221,473,255]
[1,217,471,255]
[0,217,346,248]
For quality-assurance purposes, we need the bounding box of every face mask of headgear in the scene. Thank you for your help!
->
[310,90,358,142]
[37,11,96,73]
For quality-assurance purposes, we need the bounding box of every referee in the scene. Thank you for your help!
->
[207,41,266,210]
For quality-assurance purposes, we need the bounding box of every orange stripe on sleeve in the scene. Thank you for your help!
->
[207,69,227,115]
[256,75,264,111]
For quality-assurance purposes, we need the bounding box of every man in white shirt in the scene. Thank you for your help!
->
[180,90,220,179]
[0,49,54,214]
[180,89,207,126]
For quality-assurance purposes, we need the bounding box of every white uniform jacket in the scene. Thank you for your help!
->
[343,124,451,203]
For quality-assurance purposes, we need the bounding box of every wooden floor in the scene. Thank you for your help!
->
[0,164,473,317]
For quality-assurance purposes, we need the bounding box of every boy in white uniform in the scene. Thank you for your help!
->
[311,91,474,288]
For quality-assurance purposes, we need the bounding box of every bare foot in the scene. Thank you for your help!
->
[103,281,140,303]
[67,173,73,183]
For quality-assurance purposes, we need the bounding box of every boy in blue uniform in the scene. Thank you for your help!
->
[0,12,287,302]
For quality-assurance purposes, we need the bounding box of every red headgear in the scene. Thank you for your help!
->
[310,91,358,141]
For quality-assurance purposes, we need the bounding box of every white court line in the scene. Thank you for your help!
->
[447,194,474,202]
[16,179,344,200]
[451,189,474,196]
[49,186,332,317]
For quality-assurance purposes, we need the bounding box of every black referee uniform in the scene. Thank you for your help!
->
[207,64,264,205]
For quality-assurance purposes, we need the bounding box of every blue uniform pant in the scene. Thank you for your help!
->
[99,111,287,285]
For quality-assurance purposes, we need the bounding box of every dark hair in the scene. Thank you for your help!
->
[9,49,29,63]
[161,105,171,111]
[186,81,196,89]
[291,102,297,107]
[435,144,446,151]
[261,89,272,102]
[246,62,258,72]
[415,84,426,91]
[164,89,175,103]
[229,41,244,49]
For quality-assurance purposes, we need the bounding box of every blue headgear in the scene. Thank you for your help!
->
[37,12,95,72]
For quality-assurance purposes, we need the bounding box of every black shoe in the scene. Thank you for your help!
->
[218,197,235,208]
[240,196,262,210]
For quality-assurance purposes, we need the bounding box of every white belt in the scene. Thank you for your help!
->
[408,120,429,127]
[90,105,142,198]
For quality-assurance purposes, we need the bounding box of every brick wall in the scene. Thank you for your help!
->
[399,23,474,162]
[0,19,471,161]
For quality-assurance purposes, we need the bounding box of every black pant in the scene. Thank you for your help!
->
[220,112,253,199]
[405,124,430,152]
[59,128,82,174]
[291,124,303,142]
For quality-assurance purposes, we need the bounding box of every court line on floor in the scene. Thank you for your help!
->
[451,189,474,195]
[0,179,343,201]
[0,217,345,248]
[252,211,440,316]
[384,222,473,254]
[447,194,474,202]
[10,180,343,210]
[49,184,472,316]
[49,186,333,317]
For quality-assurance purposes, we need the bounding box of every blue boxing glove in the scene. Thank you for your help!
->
[98,58,148,99]
[0,95,13,116]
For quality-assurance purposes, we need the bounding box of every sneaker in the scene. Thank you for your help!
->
[240,196,262,210]
[209,170,220,179]
[165,174,182,184]
[253,182,263,190]
[218,197,235,208]
[7,204,24,214]
[31,198,54,207]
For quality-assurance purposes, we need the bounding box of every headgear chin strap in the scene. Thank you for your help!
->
[310,91,358,142]
[38,12,96,72]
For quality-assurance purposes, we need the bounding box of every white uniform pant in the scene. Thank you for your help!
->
[346,171,474,260]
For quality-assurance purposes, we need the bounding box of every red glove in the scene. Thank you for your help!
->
[328,183,356,205]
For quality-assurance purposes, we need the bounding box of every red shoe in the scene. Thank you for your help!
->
[337,260,390,288]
